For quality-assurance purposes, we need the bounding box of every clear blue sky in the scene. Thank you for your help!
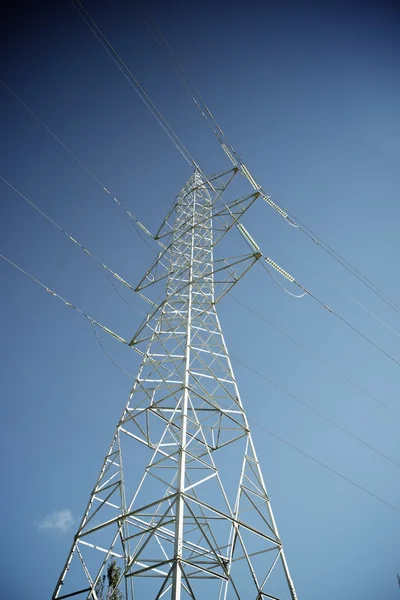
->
[1,0,400,597]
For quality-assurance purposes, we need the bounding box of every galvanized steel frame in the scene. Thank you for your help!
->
[53,171,298,600]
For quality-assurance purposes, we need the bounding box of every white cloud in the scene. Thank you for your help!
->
[36,509,74,533]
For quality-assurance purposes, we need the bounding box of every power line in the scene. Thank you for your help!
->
[5,81,399,414]
[76,0,400,398]
[129,0,244,168]
[247,415,400,516]
[229,293,400,418]
[261,258,400,372]
[265,223,400,341]
[6,2,399,508]
[70,0,197,169]
[134,2,400,319]
[5,167,400,420]
[1,176,140,298]
[68,0,400,380]
[0,252,149,358]
[286,215,400,316]
[11,168,397,428]
[104,269,146,316]
[0,78,156,252]
[2,64,249,261]
[5,74,398,366]
[129,0,231,152]
[90,322,136,378]
[7,170,396,471]
[2,74,246,261]
[69,2,260,258]
[229,352,400,469]
[12,0,252,268]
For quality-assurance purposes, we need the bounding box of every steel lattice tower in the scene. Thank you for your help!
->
[53,170,298,600]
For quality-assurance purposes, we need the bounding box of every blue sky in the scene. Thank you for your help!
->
[1,0,400,597]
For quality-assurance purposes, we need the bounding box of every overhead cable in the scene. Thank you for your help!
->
[2,61,251,261]
[247,414,400,516]
[271,230,400,341]
[287,216,400,316]
[69,2,260,258]
[90,322,136,378]
[134,2,400,318]
[263,261,307,298]
[73,0,400,351]
[261,257,400,371]
[0,253,148,359]
[229,354,400,469]
[229,293,400,418]
[129,0,244,169]
[1,176,139,297]
[70,0,197,169]
[0,79,155,251]
[104,269,146,316]
[130,0,233,157]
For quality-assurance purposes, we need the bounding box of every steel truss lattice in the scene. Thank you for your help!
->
[53,170,298,600]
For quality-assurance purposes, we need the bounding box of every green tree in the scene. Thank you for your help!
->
[94,559,123,600]
[106,559,123,600]
[94,574,105,600]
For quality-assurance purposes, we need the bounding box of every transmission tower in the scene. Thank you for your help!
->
[53,170,298,600]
